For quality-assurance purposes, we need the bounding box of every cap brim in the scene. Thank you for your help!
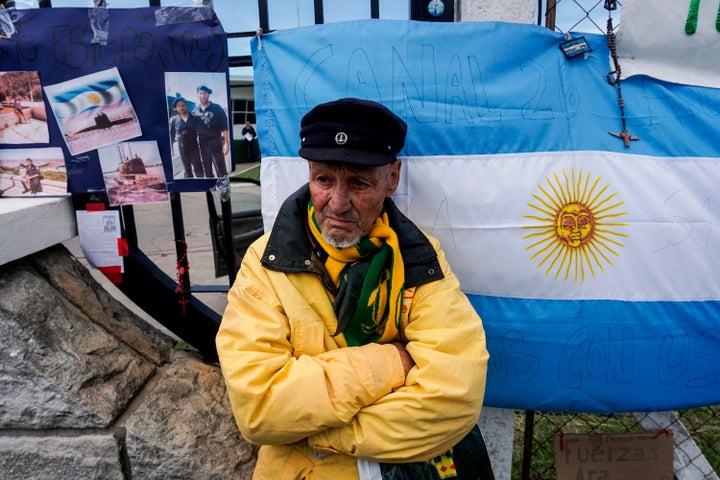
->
[299,146,394,166]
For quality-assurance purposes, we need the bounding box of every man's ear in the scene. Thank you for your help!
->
[386,159,402,196]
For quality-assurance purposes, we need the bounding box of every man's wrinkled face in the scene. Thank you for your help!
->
[308,160,400,248]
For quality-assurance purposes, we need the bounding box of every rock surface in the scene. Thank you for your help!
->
[0,245,256,479]
[125,353,255,479]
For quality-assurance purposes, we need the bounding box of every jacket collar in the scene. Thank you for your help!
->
[261,184,444,288]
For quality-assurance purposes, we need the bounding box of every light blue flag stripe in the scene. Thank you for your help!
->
[252,21,720,160]
[471,295,720,412]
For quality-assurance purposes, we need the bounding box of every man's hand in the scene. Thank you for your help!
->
[222,130,230,155]
[391,342,415,377]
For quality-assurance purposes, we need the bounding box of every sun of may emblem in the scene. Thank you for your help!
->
[522,168,629,282]
[87,92,103,105]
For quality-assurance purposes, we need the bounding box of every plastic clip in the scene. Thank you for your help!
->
[0,6,17,39]
[89,1,110,46]
[212,175,231,203]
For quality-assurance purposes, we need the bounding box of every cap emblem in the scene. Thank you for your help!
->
[335,132,348,145]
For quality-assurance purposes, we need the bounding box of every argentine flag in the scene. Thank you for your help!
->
[51,79,124,118]
[251,19,720,413]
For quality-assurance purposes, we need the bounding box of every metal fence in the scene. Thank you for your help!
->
[513,407,720,479]
[510,3,719,479]
[543,0,622,34]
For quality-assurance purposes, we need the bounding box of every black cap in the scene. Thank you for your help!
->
[197,85,212,94]
[299,98,407,166]
[172,97,187,107]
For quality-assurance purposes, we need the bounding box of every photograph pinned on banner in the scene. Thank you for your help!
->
[98,140,169,207]
[44,67,142,155]
[165,71,231,180]
[0,71,50,144]
[0,147,67,197]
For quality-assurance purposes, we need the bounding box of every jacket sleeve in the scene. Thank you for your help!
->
[307,237,489,462]
[216,238,408,446]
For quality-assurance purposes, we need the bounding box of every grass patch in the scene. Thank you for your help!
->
[232,164,260,182]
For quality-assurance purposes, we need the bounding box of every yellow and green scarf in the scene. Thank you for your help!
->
[308,202,405,346]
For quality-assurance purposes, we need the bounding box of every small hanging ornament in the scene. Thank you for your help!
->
[559,33,592,59]
[605,0,639,147]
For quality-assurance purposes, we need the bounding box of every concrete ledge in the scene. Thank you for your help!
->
[478,407,515,479]
[0,196,76,266]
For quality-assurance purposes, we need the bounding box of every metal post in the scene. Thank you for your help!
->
[314,0,324,24]
[258,0,269,31]
[521,410,535,480]
[220,193,238,285]
[120,204,138,249]
[545,0,557,30]
[170,192,191,302]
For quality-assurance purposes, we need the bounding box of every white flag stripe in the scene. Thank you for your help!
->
[261,151,720,302]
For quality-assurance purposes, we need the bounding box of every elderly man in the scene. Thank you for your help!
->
[216,98,492,479]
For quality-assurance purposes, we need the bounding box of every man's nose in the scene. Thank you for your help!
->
[328,185,351,212]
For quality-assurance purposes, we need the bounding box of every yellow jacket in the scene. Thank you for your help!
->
[216,186,489,480]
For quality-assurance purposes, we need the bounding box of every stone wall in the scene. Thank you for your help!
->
[0,244,256,479]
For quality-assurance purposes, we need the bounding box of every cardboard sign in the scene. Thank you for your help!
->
[554,431,674,480]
